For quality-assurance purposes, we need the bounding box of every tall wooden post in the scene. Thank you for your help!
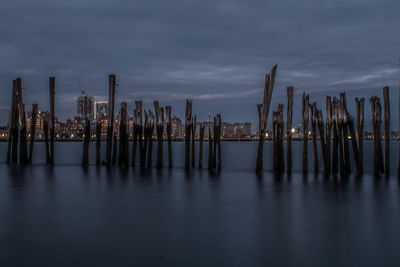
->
[340,93,350,174]
[302,93,309,174]
[16,78,28,164]
[106,74,116,167]
[44,119,50,164]
[316,108,328,173]
[310,102,318,172]
[49,77,55,166]
[191,115,197,168]
[331,98,338,174]
[8,80,19,164]
[286,87,293,173]
[355,97,364,174]
[28,104,38,164]
[348,115,360,174]
[154,101,164,169]
[146,111,154,169]
[185,100,193,169]
[256,65,277,174]
[216,114,222,171]
[208,127,213,170]
[198,123,205,168]
[165,106,172,168]
[135,101,144,167]
[118,102,128,168]
[82,119,90,166]
[325,96,332,174]
[383,87,390,176]
[96,120,101,166]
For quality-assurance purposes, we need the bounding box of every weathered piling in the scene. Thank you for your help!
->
[331,98,339,174]
[146,111,154,169]
[142,111,148,167]
[316,108,328,173]
[96,120,101,166]
[28,104,38,164]
[118,102,128,168]
[44,119,50,164]
[333,97,345,175]
[256,65,277,174]
[191,115,197,168]
[302,93,309,174]
[208,127,213,170]
[355,97,364,174]
[16,78,28,165]
[340,93,350,174]
[132,109,138,167]
[112,135,117,166]
[383,87,390,176]
[106,74,116,167]
[82,119,90,166]
[154,101,164,169]
[347,115,360,174]
[134,101,144,167]
[286,87,293,173]
[198,123,205,168]
[216,114,222,171]
[49,77,55,166]
[370,96,384,176]
[325,96,332,174]
[8,80,19,164]
[273,105,284,172]
[165,106,172,168]
[310,103,318,172]
[185,100,193,169]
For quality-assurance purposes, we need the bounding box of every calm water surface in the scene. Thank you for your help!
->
[0,142,399,266]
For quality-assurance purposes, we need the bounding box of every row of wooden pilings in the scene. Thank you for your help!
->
[6,75,222,171]
[256,65,393,177]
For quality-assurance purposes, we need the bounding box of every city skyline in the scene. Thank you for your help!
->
[0,0,399,130]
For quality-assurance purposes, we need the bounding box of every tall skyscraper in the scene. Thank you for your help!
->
[77,91,94,120]
[94,100,108,121]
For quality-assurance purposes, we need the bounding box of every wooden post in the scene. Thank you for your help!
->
[16,78,28,165]
[112,134,117,166]
[334,97,345,175]
[146,111,154,169]
[383,87,390,176]
[191,115,197,168]
[325,96,332,174]
[82,119,90,166]
[134,101,144,167]
[142,110,148,168]
[96,119,101,166]
[376,97,384,173]
[106,74,116,167]
[132,109,138,167]
[165,106,172,168]
[208,127,213,170]
[276,105,284,172]
[286,87,293,173]
[8,80,18,164]
[331,97,339,174]
[216,114,222,171]
[316,108,328,173]
[355,97,364,174]
[256,65,277,174]
[213,117,217,169]
[44,119,50,164]
[348,115,360,174]
[370,97,384,176]
[310,102,318,172]
[185,100,192,169]
[340,93,350,174]
[118,102,128,168]
[154,101,164,169]
[28,104,38,164]
[302,93,309,174]
[49,77,55,166]
[198,123,205,168]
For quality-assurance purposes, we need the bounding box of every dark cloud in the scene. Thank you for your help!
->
[0,0,399,131]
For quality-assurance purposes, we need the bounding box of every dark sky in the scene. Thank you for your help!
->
[0,0,399,131]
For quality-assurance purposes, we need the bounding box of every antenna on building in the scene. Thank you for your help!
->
[75,77,85,95]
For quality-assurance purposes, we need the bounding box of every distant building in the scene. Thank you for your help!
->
[171,115,183,140]
[94,100,108,121]
[77,92,94,120]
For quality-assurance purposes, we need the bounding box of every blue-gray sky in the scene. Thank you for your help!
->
[0,0,399,131]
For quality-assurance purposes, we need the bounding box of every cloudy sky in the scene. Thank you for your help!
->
[0,0,399,131]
